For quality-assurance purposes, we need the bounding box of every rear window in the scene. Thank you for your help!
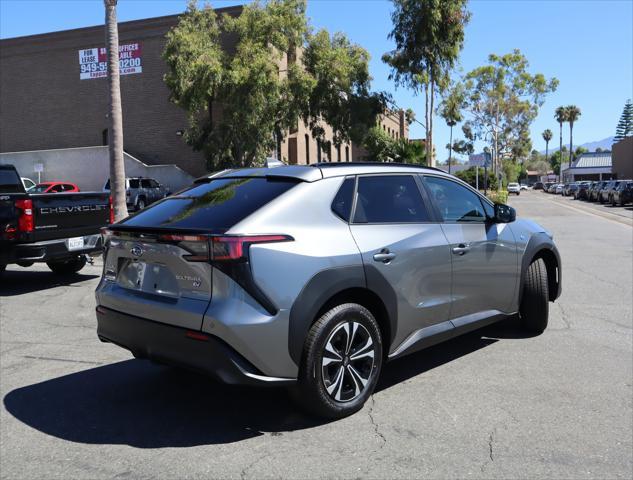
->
[120,177,298,231]
[0,168,24,194]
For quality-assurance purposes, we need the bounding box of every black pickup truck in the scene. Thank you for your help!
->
[1,164,111,277]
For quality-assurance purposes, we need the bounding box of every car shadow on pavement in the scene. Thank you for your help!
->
[0,269,99,296]
[3,319,531,447]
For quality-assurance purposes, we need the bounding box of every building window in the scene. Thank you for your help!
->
[317,139,322,163]
[305,134,310,164]
[102,128,108,146]
[337,144,341,162]
[328,143,332,162]
[345,146,350,162]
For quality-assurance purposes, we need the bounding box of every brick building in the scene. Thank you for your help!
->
[0,7,371,177]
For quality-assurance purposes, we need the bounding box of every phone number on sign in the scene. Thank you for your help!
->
[80,58,141,73]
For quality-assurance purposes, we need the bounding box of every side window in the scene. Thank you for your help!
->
[353,175,430,223]
[331,177,355,222]
[129,179,140,189]
[140,179,152,189]
[424,176,487,223]
[149,179,160,188]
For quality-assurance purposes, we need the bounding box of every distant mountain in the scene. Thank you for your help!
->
[540,136,615,154]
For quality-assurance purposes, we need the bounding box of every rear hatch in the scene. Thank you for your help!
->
[98,176,299,330]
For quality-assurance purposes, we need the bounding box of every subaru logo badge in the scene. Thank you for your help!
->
[130,245,144,257]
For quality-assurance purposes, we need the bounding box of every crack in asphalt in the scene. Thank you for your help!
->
[22,355,104,365]
[240,453,267,480]
[367,395,387,448]
[481,428,496,472]
[556,303,572,330]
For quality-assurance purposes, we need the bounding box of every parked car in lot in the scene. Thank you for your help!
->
[21,177,36,192]
[32,182,80,193]
[520,184,529,191]
[96,162,562,419]
[575,181,593,200]
[586,181,604,202]
[564,183,579,197]
[547,183,557,193]
[533,182,544,190]
[555,184,564,195]
[1,164,111,277]
[507,182,521,195]
[611,181,633,206]
[543,182,554,192]
[600,180,622,204]
[103,177,170,211]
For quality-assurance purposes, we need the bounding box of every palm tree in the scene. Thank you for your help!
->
[439,88,463,175]
[554,106,567,169]
[565,105,581,167]
[542,129,553,163]
[105,0,128,221]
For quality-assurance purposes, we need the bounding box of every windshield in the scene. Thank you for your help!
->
[0,168,24,194]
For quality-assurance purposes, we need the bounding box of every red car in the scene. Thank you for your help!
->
[32,182,80,193]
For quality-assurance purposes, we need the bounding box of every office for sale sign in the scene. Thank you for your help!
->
[78,43,142,80]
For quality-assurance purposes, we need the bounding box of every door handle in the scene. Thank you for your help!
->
[373,249,396,263]
[452,244,471,256]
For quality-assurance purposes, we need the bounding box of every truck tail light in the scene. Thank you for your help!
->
[108,196,115,224]
[15,199,34,233]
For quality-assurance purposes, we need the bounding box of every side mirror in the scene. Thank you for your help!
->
[493,203,516,223]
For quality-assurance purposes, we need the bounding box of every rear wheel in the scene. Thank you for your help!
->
[293,303,383,419]
[519,258,549,334]
[46,255,87,275]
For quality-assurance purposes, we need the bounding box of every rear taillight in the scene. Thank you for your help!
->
[15,199,34,232]
[211,235,292,262]
[158,234,210,262]
[108,196,115,224]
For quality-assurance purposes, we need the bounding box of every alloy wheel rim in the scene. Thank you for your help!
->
[321,321,375,403]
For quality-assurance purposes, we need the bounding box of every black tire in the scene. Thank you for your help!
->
[292,303,383,419]
[46,256,87,275]
[519,258,549,334]
[0,263,5,279]
[136,198,146,210]
[16,261,34,268]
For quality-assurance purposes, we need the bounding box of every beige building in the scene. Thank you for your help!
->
[351,109,410,161]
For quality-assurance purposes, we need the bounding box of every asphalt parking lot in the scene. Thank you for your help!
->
[1,191,632,479]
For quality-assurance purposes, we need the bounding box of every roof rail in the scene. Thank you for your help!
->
[310,161,447,173]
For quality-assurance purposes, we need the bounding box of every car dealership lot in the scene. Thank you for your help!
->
[1,191,631,479]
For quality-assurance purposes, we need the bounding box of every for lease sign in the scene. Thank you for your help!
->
[78,43,142,80]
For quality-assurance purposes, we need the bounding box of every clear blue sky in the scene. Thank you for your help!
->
[1,0,632,160]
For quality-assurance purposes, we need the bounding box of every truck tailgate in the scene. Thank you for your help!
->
[30,192,110,241]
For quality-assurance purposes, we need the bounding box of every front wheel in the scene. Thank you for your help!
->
[293,303,383,419]
[46,256,87,275]
[136,198,146,210]
[519,258,549,334]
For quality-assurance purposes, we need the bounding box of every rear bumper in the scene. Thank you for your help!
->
[96,306,296,387]
[1,234,102,264]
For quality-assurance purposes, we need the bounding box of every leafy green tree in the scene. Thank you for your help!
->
[554,106,567,166]
[361,126,426,164]
[549,146,569,176]
[565,105,581,166]
[382,0,470,166]
[614,99,633,142]
[455,167,498,190]
[542,129,553,165]
[163,0,378,170]
[460,50,558,176]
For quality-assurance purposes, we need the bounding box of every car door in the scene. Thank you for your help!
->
[422,175,519,320]
[349,174,452,353]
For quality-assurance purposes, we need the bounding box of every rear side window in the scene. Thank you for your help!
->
[121,177,298,231]
[0,169,23,193]
[331,177,355,222]
[129,179,140,189]
[353,175,430,223]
